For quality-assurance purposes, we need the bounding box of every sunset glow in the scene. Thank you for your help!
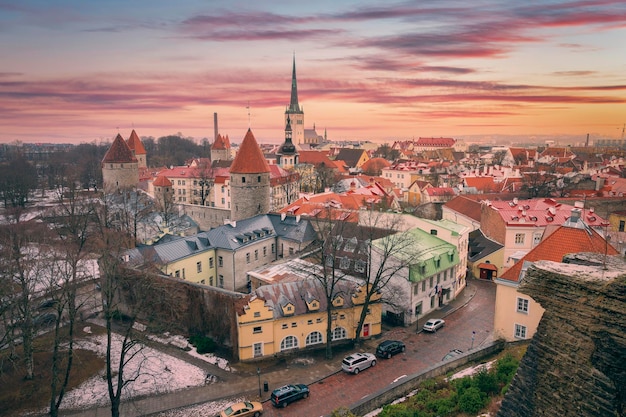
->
[1,0,626,144]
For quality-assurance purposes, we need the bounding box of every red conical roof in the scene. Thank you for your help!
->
[230,129,270,174]
[212,134,230,150]
[127,130,147,155]
[102,134,137,164]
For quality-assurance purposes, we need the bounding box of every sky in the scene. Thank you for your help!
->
[1,0,626,145]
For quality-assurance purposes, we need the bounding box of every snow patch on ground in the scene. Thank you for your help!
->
[147,332,234,371]
[62,333,206,409]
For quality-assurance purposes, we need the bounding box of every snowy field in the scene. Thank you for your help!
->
[56,326,234,411]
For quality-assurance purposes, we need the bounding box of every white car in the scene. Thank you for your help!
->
[341,352,377,374]
[422,318,445,332]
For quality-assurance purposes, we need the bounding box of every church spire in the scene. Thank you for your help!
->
[288,54,300,113]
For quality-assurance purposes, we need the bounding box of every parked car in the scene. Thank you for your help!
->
[341,352,377,374]
[219,401,263,417]
[375,340,406,359]
[442,349,464,361]
[422,318,445,332]
[271,384,309,407]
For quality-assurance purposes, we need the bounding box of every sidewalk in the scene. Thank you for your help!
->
[62,281,479,417]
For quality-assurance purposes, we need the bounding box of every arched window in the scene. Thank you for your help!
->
[280,335,299,351]
[332,327,347,341]
[306,331,323,346]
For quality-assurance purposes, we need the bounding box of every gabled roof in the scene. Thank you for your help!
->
[499,223,618,283]
[415,137,455,147]
[127,130,146,155]
[102,134,138,164]
[463,177,499,193]
[487,198,607,227]
[335,148,368,168]
[443,196,482,222]
[230,129,270,174]
[468,229,503,261]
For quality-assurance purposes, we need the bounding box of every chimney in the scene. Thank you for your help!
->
[214,112,218,142]
[569,208,581,223]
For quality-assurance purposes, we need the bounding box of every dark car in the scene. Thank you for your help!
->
[271,384,309,407]
[375,340,406,359]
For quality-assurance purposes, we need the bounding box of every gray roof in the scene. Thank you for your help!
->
[468,229,503,262]
[254,278,359,319]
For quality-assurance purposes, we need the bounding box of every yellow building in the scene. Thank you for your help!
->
[236,280,381,361]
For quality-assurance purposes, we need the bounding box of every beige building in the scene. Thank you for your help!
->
[236,277,381,361]
[494,218,618,341]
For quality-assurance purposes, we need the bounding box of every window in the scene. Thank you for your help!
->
[258,175,261,182]
[280,336,299,351]
[254,311,260,318]
[291,322,297,327]
[413,284,418,295]
[175,270,180,278]
[281,323,288,329]
[289,247,294,255]
[533,233,542,245]
[325,255,334,267]
[209,276,213,286]
[340,257,350,269]
[515,233,525,244]
[253,326,262,334]
[306,331,323,345]
[209,257,214,268]
[517,297,529,313]
[429,276,434,288]
[316,317,322,323]
[355,260,366,273]
[271,243,275,253]
[620,220,625,232]
[218,275,224,288]
[307,319,313,325]
[332,327,347,341]
[422,281,426,292]
[218,256,223,267]
[263,247,267,257]
[514,324,527,339]
[242,177,246,183]
[253,343,262,357]
[254,249,258,260]
[196,261,202,273]
[246,253,250,263]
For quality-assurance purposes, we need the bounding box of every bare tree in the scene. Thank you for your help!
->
[192,159,214,206]
[352,212,418,345]
[315,162,339,193]
[0,218,51,380]
[43,182,98,417]
[95,188,172,417]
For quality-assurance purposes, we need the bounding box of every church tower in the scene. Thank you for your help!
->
[211,133,231,163]
[276,116,299,168]
[285,55,304,145]
[229,129,270,221]
[101,133,139,193]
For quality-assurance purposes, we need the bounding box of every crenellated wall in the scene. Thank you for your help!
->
[497,253,626,417]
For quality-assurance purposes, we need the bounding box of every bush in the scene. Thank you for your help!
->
[473,367,499,395]
[495,353,519,385]
[457,386,487,414]
[188,334,216,354]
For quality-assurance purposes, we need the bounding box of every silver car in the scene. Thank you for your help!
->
[422,318,445,332]
[341,352,376,374]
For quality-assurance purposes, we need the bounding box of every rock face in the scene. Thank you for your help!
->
[497,253,626,417]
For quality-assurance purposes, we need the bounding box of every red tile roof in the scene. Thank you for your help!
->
[230,129,270,174]
[487,198,607,227]
[416,137,456,147]
[212,134,230,150]
[102,134,138,164]
[153,175,172,187]
[500,225,618,282]
[127,130,146,155]
[464,176,499,193]
[443,195,482,222]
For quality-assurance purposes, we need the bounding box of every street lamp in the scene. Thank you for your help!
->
[257,367,261,398]
[470,330,476,350]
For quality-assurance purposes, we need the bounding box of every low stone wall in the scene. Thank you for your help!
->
[347,340,505,417]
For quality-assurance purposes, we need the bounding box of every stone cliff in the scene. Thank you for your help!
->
[497,253,626,417]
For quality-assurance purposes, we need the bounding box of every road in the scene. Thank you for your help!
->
[261,278,496,417]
